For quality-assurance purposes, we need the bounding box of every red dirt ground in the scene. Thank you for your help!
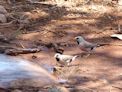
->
[0,1,122,92]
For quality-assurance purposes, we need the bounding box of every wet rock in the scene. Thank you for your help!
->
[0,14,7,23]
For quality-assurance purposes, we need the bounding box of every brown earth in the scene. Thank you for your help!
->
[0,1,122,92]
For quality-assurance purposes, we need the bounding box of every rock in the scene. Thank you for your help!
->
[0,54,57,88]
[41,64,55,74]
[0,14,7,23]
[0,5,7,14]
[119,0,122,5]
[111,34,122,40]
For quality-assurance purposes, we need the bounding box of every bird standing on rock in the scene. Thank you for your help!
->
[54,53,78,66]
[75,36,100,52]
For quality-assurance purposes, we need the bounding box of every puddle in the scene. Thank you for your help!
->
[0,54,57,88]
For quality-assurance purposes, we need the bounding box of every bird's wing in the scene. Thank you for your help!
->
[60,55,73,62]
[84,41,97,48]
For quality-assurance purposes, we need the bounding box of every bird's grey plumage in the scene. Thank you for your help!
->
[54,53,78,66]
[75,36,99,52]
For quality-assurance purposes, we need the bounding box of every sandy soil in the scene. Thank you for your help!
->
[0,1,122,92]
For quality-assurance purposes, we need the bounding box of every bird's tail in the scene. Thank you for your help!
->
[96,44,103,47]
[96,43,108,47]
[72,55,78,61]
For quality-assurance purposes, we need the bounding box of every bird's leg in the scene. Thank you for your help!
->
[84,53,91,58]
[79,51,86,57]
[82,51,91,58]
[55,62,59,66]
[67,63,70,67]
[80,51,89,58]
[55,62,62,67]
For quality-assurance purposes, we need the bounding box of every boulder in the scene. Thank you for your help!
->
[0,54,57,88]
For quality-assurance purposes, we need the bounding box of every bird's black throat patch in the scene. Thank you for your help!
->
[77,40,80,44]
[91,47,94,50]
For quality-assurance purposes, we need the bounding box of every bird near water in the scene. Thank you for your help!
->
[75,36,100,52]
[54,53,78,66]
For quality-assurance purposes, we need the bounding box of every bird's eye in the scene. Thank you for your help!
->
[56,55,59,57]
